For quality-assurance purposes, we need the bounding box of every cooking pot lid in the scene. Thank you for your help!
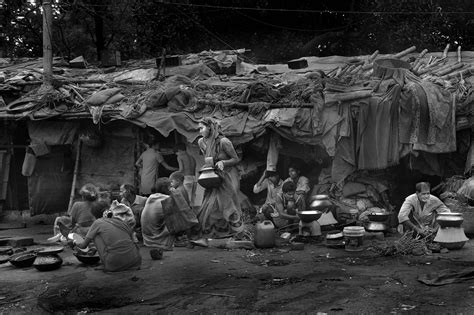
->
[200,166,216,171]
[312,194,330,200]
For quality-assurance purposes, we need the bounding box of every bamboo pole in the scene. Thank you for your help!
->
[197,99,315,108]
[325,90,373,105]
[13,78,147,86]
[442,44,450,58]
[196,92,373,108]
[413,49,428,68]
[67,139,82,213]
[368,50,379,63]
[432,61,460,75]
[436,63,464,76]
[418,58,446,75]
[393,46,416,59]
[441,66,473,80]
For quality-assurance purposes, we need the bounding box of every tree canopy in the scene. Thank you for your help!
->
[0,0,473,62]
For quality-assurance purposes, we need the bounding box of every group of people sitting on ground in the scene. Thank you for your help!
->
[49,115,450,273]
[253,166,453,238]
[49,166,203,271]
[252,165,311,229]
[49,183,145,272]
[48,117,255,271]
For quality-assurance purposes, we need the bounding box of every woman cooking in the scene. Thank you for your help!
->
[73,201,142,272]
[196,117,244,238]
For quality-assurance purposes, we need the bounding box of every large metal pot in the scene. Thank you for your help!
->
[308,195,333,212]
[436,213,464,228]
[367,212,390,222]
[198,166,222,189]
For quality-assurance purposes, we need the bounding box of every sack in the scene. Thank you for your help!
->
[21,150,36,176]
[162,191,198,234]
[85,88,122,106]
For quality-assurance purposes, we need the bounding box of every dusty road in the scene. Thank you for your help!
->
[1,225,474,314]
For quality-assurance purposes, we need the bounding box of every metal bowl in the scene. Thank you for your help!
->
[74,253,100,265]
[308,195,333,211]
[9,252,37,268]
[33,254,63,272]
[297,210,322,223]
[326,230,343,240]
[37,246,64,255]
[0,246,13,255]
[364,221,388,232]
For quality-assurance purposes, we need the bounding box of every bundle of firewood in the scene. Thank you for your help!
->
[326,45,473,87]
[370,231,435,256]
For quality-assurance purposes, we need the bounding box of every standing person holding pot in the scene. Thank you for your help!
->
[196,117,243,238]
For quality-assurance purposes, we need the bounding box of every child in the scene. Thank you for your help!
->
[263,181,305,228]
[174,143,196,205]
[169,171,190,205]
[169,171,198,246]
[254,170,283,221]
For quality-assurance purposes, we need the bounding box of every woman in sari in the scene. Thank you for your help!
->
[74,201,142,272]
[197,117,244,238]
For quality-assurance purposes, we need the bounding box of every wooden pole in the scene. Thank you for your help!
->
[42,1,53,90]
[67,139,82,213]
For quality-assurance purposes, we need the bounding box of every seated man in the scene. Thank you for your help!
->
[398,182,451,236]
[262,181,305,228]
[284,164,311,202]
[253,169,283,219]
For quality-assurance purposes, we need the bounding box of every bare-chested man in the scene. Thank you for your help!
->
[175,143,197,205]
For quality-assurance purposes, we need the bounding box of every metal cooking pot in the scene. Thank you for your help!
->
[198,166,222,189]
[308,195,333,212]
[436,213,464,228]
[367,213,390,222]
[364,221,388,232]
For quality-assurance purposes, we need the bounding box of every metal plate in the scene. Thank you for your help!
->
[0,246,13,254]
[37,246,64,255]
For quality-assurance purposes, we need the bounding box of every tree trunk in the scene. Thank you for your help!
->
[94,6,105,62]
[41,0,53,90]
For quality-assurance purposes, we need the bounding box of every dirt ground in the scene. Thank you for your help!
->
[1,224,474,314]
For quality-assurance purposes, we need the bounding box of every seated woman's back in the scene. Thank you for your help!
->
[86,216,141,272]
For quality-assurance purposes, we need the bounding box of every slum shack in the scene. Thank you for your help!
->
[0,46,473,255]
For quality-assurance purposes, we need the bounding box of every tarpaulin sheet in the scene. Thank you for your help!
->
[28,146,73,216]
[28,121,79,145]
[129,108,266,145]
